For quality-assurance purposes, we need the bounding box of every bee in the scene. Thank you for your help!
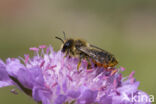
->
[56,32,118,70]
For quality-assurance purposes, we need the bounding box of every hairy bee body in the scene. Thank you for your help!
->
[87,49,118,68]
[56,35,118,69]
[61,39,87,56]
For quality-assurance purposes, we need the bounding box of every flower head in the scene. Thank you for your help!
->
[0,45,151,104]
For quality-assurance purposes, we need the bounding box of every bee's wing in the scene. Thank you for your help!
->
[78,45,118,67]
[90,44,106,52]
[89,44,118,66]
[78,46,97,57]
[78,46,107,64]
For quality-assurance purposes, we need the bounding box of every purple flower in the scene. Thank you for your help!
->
[0,45,151,104]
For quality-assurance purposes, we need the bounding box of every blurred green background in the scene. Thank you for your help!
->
[0,0,156,104]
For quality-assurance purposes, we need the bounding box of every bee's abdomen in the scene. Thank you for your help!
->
[91,51,118,68]
[92,59,116,68]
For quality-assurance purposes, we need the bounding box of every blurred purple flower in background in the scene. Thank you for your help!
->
[0,45,151,104]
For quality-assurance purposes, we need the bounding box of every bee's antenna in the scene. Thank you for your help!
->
[63,31,66,40]
[55,36,64,43]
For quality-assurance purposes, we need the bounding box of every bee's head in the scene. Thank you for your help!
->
[55,32,74,53]
[61,39,74,53]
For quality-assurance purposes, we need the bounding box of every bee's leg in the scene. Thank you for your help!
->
[64,53,68,58]
[69,50,75,59]
[94,64,97,67]
[64,51,69,57]
[77,54,83,70]
[77,59,82,71]
[64,50,71,58]
[86,57,92,69]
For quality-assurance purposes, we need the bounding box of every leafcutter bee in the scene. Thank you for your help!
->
[56,32,118,70]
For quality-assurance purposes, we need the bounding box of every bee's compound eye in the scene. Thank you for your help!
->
[65,40,73,47]
[65,42,70,46]
[62,40,73,53]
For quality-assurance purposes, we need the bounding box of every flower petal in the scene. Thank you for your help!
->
[33,87,52,104]
[0,60,9,81]
[54,94,67,104]
[6,58,25,77]
[0,59,12,87]
[100,96,112,104]
[117,81,140,95]
[67,90,81,98]
[79,89,98,104]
